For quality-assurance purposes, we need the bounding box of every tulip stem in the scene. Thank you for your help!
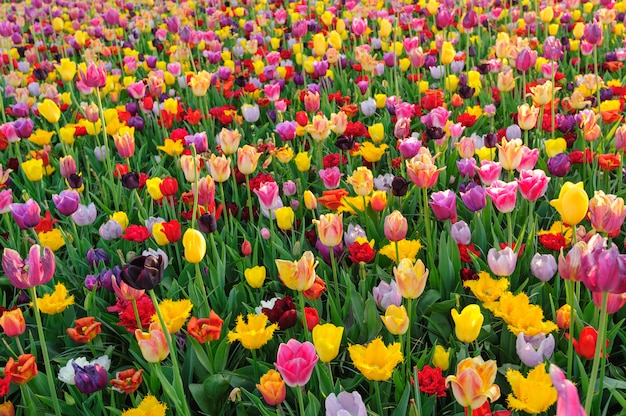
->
[298,291,310,340]
[584,291,609,414]
[374,381,383,415]
[195,263,209,317]
[329,244,340,310]
[506,211,513,246]
[422,187,434,287]
[131,297,143,331]
[468,406,473,416]
[191,145,199,229]
[29,287,62,416]
[566,279,575,378]
[296,386,306,416]
[251,348,259,382]
[405,298,412,379]
[245,174,254,223]
[149,290,192,416]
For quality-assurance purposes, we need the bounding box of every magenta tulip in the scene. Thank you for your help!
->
[474,160,502,186]
[429,190,457,222]
[274,339,318,387]
[517,169,550,201]
[486,180,518,213]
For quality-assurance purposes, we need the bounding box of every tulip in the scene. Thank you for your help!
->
[445,357,500,410]
[38,99,61,124]
[406,148,445,188]
[52,189,80,216]
[275,251,318,291]
[254,181,282,214]
[73,362,109,394]
[313,213,343,247]
[530,253,558,282]
[506,365,557,413]
[306,114,332,142]
[66,317,102,343]
[0,308,26,337]
[440,41,456,65]
[274,206,295,231]
[346,166,374,196]
[451,221,471,245]
[550,182,589,226]
[393,258,429,299]
[474,160,502,186]
[381,304,410,335]
[460,183,487,212]
[384,210,408,242]
[21,159,44,182]
[451,304,484,343]
[110,368,144,395]
[294,152,311,172]
[517,103,539,130]
[312,323,344,363]
[187,311,224,343]
[81,61,107,88]
[592,292,626,314]
[56,58,77,82]
[181,228,206,264]
[59,156,76,178]
[120,255,165,290]
[274,339,318,387]
[589,191,626,235]
[257,370,286,406]
[581,244,626,294]
[319,167,343,189]
[348,338,403,381]
[2,245,55,289]
[487,246,518,277]
[432,345,450,371]
[71,203,97,226]
[135,322,169,362]
[4,354,37,385]
[430,190,458,221]
[497,138,524,171]
[208,154,231,182]
[570,326,607,360]
[517,169,550,201]
[0,189,12,214]
[325,391,367,416]
[0,402,14,416]
[516,332,555,367]
[549,365,586,416]
[244,266,266,288]
[237,145,260,175]
[372,280,402,310]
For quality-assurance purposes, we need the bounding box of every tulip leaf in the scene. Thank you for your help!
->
[391,383,411,416]
[240,388,278,416]
[305,391,321,416]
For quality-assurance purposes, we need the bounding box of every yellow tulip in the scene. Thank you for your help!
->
[244,266,266,288]
[451,304,484,343]
[56,58,77,82]
[39,99,61,124]
[550,182,589,225]
[440,42,455,65]
[182,229,206,263]
[21,159,44,182]
[312,323,344,362]
[544,138,567,157]
[275,207,295,231]
[368,123,385,144]
[381,305,409,335]
[294,152,312,172]
[432,345,450,371]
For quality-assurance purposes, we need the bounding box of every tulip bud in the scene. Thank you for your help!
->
[241,240,252,256]
[182,229,206,263]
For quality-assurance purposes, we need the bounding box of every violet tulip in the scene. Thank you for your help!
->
[516,333,555,367]
[274,339,319,387]
[2,245,55,289]
[52,189,80,216]
[430,190,457,222]
[486,180,518,213]
[581,244,626,294]
[10,200,40,229]
[372,280,402,310]
[487,246,517,277]
[325,391,367,416]
[460,183,487,212]
[549,365,586,416]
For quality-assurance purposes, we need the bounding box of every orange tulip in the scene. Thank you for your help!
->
[66,316,102,343]
[4,354,37,385]
[0,308,26,337]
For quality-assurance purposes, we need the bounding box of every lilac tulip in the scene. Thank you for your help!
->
[487,246,517,277]
[71,203,97,226]
[516,333,555,367]
[325,391,367,416]
[530,253,557,282]
[460,183,487,212]
[373,280,402,310]
[451,220,471,245]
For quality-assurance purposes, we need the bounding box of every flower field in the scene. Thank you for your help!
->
[2,0,626,415]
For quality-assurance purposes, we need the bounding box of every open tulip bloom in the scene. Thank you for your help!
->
[2,1,626,415]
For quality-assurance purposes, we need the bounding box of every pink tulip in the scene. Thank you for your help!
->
[126,82,146,99]
[486,180,518,213]
[264,83,281,102]
[351,18,367,36]
[558,244,584,282]
[517,146,539,171]
[515,47,537,72]
[487,246,517,277]
[430,190,457,222]
[0,189,12,214]
[398,137,422,159]
[319,167,343,189]
[2,245,55,289]
[474,161,502,186]
[549,365,586,416]
[254,182,282,212]
[592,292,626,314]
[517,169,550,201]
[81,61,107,88]
[274,339,318,387]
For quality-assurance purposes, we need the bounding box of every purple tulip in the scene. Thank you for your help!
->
[398,137,422,159]
[325,391,367,416]
[184,132,208,153]
[373,280,402,310]
[530,253,557,282]
[457,157,477,178]
[87,248,110,267]
[516,47,537,72]
[460,183,487,212]
[430,190,457,222]
[52,189,80,216]
[584,22,602,46]
[2,244,55,289]
[581,244,626,294]
[344,224,366,246]
[73,362,108,394]
[543,36,564,61]
[487,246,517,277]
[516,333,555,367]
[99,219,123,240]
[13,118,34,138]
[547,153,571,177]
[10,200,40,229]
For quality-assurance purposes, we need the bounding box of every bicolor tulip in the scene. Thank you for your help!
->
[2,245,55,289]
[487,246,518,277]
[135,322,169,363]
[313,213,343,247]
[393,258,429,299]
[275,251,318,291]
[384,210,408,242]
[0,308,26,337]
[445,357,500,410]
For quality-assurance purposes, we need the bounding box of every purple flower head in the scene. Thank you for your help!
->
[516,333,555,367]
[10,200,40,229]
[460,182,487,212]
[86,248,110,268]
[52,189,80,216]
[325,391,367,416]
[373,280,402,310]
[73,362,108,394]
[2,244,55,289]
